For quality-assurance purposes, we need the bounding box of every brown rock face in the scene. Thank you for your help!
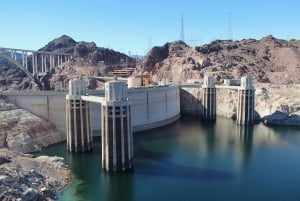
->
[1,35,136,90]
[0,150,71,201]
[0,100,65,153]
[137,35,300,84]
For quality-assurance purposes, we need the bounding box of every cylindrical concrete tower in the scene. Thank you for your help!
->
[102,78,133,172]
[237,75,255,125]
[66,77,92,152]
[202,75,216,120]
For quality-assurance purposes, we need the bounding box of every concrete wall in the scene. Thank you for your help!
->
[2,91,67,135]
[1,86,181,135]
[180,87,202,115]
[129,86,180,131]
[180,87,239,118]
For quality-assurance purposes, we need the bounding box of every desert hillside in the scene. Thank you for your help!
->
[0,35,136,90]
[137,35,300,84]
[1,35,300,90]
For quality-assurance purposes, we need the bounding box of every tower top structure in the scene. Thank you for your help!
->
[240,75,253,89]
[68,77,86,96]
[203,75,215,88]
[105,78,128,102]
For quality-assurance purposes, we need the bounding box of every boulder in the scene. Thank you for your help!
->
[263,110,300,126]
[263,110,288,125]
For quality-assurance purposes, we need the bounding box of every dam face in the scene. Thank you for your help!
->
[1,85,181,135]
[1,75,256,135]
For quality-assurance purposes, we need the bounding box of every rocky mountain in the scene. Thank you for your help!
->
[137,35,300,84]
[39,35,135,66]
[0,50,30,90]
[2,34,300,90]
[0,35,136,90]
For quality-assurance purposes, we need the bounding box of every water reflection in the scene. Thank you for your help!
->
[176,117,283,172]
[37,116,300,201]
[266,124,300,147]
[202,120,216,154]
[102,171,133,201]
[134,117,234,181]
[235,125,254,166]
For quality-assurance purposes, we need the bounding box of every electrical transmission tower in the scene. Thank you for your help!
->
[228,12,233,40]
[180,14,185,42]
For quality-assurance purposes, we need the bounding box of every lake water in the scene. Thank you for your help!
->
[37,115,300,201]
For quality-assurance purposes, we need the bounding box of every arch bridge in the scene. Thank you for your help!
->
[0,47,72,89]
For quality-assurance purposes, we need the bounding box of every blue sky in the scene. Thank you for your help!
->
[0,0,299,55]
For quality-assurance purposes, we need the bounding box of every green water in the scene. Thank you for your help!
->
[37,115,300,201]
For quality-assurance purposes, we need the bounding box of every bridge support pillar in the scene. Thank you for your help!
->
[237,76,255,125]
[66,77,92,152]
[49,54,54,70]
[102,78,133,172]
[43,54,47,72]
[41,54,44,72]
[35,53,38,73]
[57,55,60,66]
[201,75,216,120]
[32,53,35,75]
[25,52,28,70]
[22,51,25,66]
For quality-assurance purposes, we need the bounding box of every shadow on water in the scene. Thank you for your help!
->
[134,159,235,181]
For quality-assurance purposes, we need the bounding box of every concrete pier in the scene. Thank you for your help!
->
[237,76,255,125]
[201,75,216,120]
[101,78,133,172]
[66,77,92,152]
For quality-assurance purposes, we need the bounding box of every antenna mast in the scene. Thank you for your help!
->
[228,12,233,40]
[180,13,185,42]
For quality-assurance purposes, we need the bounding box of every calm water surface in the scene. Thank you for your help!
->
[37,115,300,201]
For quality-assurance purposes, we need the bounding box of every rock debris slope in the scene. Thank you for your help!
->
[0,149,71,201]
[137,35,300,84]
[0,98,65,153]
[0,98,70,200]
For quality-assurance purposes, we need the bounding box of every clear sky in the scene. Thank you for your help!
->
[0,0,299,55]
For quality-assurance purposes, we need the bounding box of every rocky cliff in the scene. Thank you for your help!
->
[39,35,134,66]
[0,35,136,90]
[0,98,65,153]
[40,35,136,90]
[180,83,300,126]
[0,98,70,200]
[137,35,300,84]
[0,149,71,200]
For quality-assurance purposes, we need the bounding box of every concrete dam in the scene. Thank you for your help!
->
[1,76,255,137]
[1,84,181,136]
